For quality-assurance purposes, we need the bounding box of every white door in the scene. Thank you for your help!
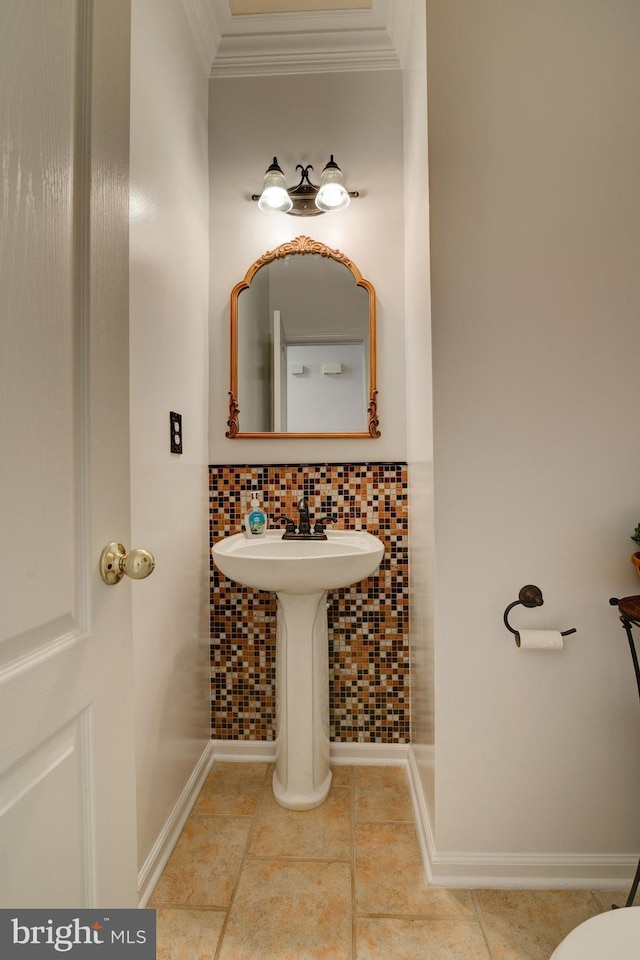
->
[272,310,286,431]
[0,0,139,906]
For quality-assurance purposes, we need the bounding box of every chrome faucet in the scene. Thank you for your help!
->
[274,497,337,540]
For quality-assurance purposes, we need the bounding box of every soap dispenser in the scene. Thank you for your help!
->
[244,494,267,537]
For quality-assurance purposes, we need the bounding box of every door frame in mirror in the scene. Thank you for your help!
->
[226,235,380,439]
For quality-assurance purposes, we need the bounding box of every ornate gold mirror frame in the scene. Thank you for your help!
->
[226,235,380,439]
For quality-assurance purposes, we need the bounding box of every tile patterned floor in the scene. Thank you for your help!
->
[150,763,620,959]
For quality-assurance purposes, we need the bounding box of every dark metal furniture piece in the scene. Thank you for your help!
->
[609,594,640,908]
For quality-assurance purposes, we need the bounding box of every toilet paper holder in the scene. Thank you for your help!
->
[503,585,577,646]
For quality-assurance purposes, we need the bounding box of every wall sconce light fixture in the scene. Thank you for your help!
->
[252,156,358,217]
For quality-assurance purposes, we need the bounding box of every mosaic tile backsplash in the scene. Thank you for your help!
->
[209,463,409,743]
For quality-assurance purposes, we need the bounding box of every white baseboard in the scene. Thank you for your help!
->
[406,745,636,891]
[212,738,409,766]
[406,743,437,885]
[422,855,636,891]
[137,740,215,907]
[330,741,409,765]
[212,738,276,763]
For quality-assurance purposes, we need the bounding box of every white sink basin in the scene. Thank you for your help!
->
[212,529,384,595]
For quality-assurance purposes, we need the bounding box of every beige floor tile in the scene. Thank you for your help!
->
[353,765,409,789]
[474,889,602,960]
[151,816,250,908]
[217,859,352,960]
[354,765,413,822]
[356,917,493,960]
[155,907,225,960]
[593,888,631,910]
[192,762,269,817]
[149,763,613,960]
[248,785,352,860]
[330,764,352,787]
[355,822,476,919]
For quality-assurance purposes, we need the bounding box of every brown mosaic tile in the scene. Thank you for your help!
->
[209,463,409,743]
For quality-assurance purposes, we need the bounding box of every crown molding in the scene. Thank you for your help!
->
[211,29,399,77]
[181,0,222,74]
[385,0,413,70]
[188,0,403,77]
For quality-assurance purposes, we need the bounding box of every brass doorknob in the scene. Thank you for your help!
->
[99,542,155,585]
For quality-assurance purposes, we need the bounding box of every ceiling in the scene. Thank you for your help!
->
[183,0,410,77]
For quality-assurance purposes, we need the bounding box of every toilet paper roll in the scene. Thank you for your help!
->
[517,629,563,650]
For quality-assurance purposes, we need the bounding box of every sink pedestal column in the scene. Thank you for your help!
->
[272,590,332,810]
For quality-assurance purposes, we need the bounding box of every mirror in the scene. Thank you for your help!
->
[226,236,379,438]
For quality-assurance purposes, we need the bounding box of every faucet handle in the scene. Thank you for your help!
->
[313,515,337,536]
[275,515,296,535]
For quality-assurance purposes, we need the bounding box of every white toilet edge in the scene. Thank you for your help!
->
[550,906,640,959]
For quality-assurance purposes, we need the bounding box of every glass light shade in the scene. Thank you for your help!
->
[315,155,350,213]
[257,158,293,213]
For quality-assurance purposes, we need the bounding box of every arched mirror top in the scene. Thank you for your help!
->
[227,236,379,439]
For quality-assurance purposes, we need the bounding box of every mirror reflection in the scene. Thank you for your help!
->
[227,236,379,438]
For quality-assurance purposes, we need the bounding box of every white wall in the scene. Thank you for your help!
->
[209,70,406,463]
[401,0,435,808]
[286,343,367,432]
[428,0,640,869]
[130,0,211,873]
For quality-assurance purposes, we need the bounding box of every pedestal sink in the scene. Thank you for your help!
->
[212,529,384,810]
